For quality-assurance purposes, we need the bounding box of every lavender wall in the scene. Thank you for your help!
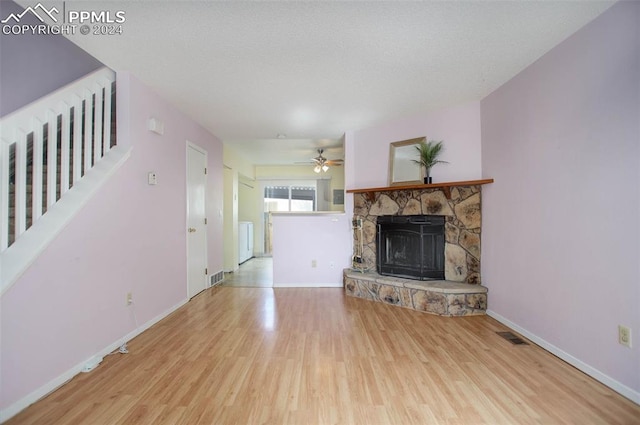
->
[350,102,482,189]
[0,73,224,410]
[0,1,104,117]
[481,1,639,399]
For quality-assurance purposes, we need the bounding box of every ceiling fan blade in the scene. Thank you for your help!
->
[295,149,344,168]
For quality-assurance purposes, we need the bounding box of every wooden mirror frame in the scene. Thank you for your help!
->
[388,137,424,186]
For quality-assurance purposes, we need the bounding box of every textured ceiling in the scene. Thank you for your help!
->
[27,1,614,165]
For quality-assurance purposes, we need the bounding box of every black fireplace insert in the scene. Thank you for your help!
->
[376,215,445,280]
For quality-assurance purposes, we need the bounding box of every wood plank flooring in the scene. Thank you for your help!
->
[6,287,640,424]
[222,257,273,288]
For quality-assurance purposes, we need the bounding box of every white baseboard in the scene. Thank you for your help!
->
[273,282,343,288]
[487,310,640,405]
[0,299,188,423]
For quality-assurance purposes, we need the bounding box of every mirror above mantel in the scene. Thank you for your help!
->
[388,137,424,186]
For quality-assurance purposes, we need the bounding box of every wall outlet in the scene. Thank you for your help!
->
[618,325,632,348]
[147,172,157,185]
[126,292,133,306]
[311,260,317,268]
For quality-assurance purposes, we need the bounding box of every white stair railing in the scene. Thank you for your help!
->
[0,67,129,294]
[0,67,115,251]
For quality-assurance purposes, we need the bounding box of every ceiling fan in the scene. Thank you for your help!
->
[309,149,344,173]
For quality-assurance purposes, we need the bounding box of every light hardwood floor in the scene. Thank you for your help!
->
[6,287,640,424]
[222,257,273,288]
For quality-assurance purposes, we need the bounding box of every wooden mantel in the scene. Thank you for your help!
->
[346,178,494,201]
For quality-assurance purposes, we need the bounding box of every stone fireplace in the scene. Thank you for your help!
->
[343,181,491,316]
[354,184,483,284]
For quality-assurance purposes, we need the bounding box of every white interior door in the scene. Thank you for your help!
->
[187,142,208,298]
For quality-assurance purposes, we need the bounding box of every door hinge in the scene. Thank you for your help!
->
[205,268,208,275]
[204,167,207,175]
[204,218,207,225]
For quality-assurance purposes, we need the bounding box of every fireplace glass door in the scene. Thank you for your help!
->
[377,215,445,280]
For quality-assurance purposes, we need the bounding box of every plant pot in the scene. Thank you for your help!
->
[423,177,432,184]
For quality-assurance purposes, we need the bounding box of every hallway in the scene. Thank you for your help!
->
[221,257,273,287]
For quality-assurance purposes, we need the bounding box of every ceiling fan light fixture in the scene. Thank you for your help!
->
[308,148,340,173]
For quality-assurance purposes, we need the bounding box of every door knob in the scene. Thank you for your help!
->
[188,227,196,233]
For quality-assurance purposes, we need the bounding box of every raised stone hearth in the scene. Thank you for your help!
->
[344,269,487,316]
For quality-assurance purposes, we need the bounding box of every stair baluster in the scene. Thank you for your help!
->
[1,67,116,253]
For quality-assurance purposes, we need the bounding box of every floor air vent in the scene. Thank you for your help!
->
[497,331,529,345]
[210,271,224,287]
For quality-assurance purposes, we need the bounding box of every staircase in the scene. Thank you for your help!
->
[1,67,129,293]
[5,89,117,247]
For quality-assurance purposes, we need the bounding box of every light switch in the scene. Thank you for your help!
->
[148,172,158,185]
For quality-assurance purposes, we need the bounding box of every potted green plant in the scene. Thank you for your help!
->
[413,140,448,184]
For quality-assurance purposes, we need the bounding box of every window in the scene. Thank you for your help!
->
[264,185,315,212]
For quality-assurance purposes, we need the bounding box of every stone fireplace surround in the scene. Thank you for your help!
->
[343,180,492,316]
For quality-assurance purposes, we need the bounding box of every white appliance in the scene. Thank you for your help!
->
[238,221,254,264]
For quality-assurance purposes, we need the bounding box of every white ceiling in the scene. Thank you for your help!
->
[33,1,614,165]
